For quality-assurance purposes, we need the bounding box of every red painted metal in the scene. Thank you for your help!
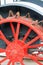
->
[0,14,43,65]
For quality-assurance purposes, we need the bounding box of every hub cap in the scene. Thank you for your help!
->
[6,40,24,62]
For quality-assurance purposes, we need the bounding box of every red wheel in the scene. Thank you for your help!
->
[0,11,43,65]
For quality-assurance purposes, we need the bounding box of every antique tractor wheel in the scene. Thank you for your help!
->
[0,10,43,65]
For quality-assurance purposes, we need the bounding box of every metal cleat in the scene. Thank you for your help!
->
[15,11,20,18]
[8,10,14,17]
[0,15,3,20]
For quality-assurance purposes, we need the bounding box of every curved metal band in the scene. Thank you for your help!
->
[0,2,43,15]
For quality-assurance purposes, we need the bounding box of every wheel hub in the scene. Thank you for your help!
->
[6,40,24,62]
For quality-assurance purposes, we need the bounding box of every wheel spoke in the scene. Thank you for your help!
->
[0,31,10,45]
[10,23,15,39]
[7,61,11,65]
[21,62,24,65]
[0,57,7,63]
[28,44,43,48]
[37,52,43,55]
[0,48,5,53]
[23,36,39,48]
[12,62,14,65]
[22,29,31,41]
[15,23,20,40]
[24,54,43,65]
[35,54,43,60]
